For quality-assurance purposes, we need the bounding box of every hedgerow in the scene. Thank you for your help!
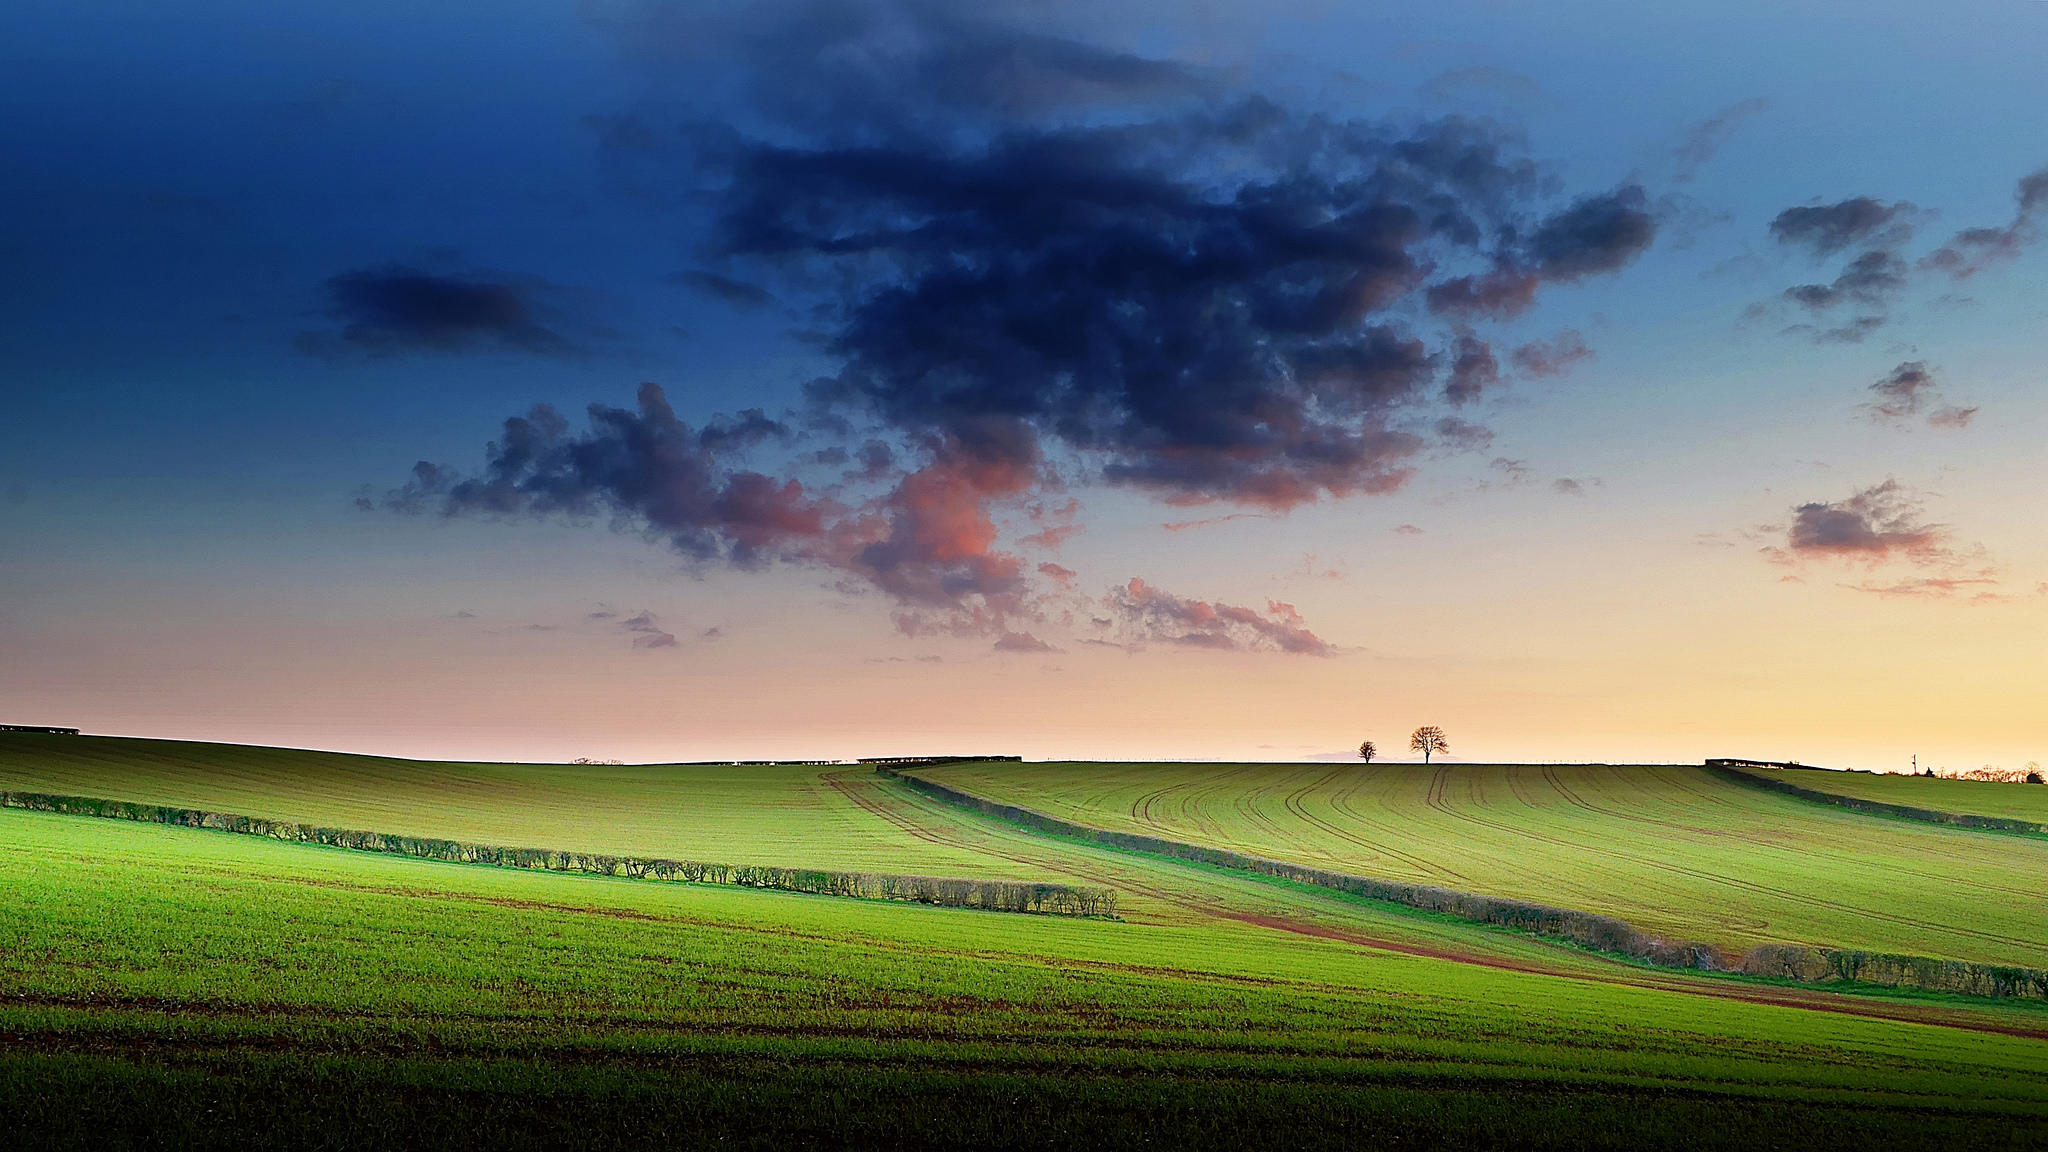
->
[0,789,1115,918]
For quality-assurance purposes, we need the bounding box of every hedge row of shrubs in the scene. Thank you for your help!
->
[886,768,2048,999]
[1706,765,2048,837]
[1738,945,2048,998]
[0,789,1117,918]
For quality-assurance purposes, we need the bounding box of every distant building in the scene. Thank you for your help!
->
[0,724,80,735]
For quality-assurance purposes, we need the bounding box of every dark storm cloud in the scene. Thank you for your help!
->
[658,0,1658,512]
[728,114,1650,507]
[706,99,1640,509]
[373,382,831,567]
[1769,197,1913,257]
[383,2,1666,648]
[307,266,578,356]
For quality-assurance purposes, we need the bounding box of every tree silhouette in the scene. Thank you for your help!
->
[1358,740,1376,762]
[1410,726,1448,764]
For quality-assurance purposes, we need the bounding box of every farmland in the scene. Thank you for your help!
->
[1736,765,2048,824]
[5,735,2048,1148]
[914,760,2048,968]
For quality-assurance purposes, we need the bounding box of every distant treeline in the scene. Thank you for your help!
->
[1708,765,2048,837]
[0,790,1116,919]
[886,768,2048,1000]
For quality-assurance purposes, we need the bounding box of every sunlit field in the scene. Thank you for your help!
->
[916,760,2048,967]
[5,736,2048,1148]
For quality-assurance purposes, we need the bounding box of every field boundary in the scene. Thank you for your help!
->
[1706,765,2048,838]
[0,789,1116,918]
[884,766,2048,1000]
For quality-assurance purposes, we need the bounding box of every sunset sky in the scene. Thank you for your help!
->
[4,0,2045,769]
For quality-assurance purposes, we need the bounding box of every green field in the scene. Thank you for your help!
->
[914,760,2048,968]
[1747,765,2048,823]
[0,733,1047,878]
[6,734,2048,1148]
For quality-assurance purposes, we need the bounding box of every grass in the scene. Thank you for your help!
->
[1752,766,2048,824]
[7,808,2048,1149]
[9,735,2048,1147]
[915,760,2048,968]
[0,732,1043,878]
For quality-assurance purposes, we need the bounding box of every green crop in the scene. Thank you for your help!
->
[918,760,2048,968]
[8,735,2048,1148]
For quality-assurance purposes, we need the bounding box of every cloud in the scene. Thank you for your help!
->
[1161,512,1269,532]
[1526,186,1660,280]
[1551,477,1585,496]
[1845,576,2000,600]
[660,6,1655,512]
[1673,98,1768,183]
[1508,329,1594,378]
[1424,188,1657,321]
[303,265,578,357]
[1782,249,1909,312]
[1769,197,1914,257]
[993,630,1059,653]
[371,385,820,566]
[1018,496,1084,549]
[1443,336,1500,406]
[1863,360,1975,429]
[1019,522,1083,549]
[1102,578,1332,656]
[1487,456,1530,486]
[1760,166,2048,340]
[1778,314,1887,344]
[1391,523,1424,535]
[1920,166,2048,280]
[1864,360,1937,421]
[381,3,1666,645]
[1036,561,1077,586]
[621,609,679,649]
[1433,416,1494,452]
[1776,480,1947,563]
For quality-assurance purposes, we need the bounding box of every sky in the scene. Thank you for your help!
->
[3,0,2046,770]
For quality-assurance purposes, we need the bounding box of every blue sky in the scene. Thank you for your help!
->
[4,0,2045,767]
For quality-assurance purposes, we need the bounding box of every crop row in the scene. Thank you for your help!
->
[887,768,2048,999]
[0,789,1117,918]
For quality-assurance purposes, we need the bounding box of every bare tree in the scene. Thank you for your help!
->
[1410,726,1448,764]
[1358,740,1377,762]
